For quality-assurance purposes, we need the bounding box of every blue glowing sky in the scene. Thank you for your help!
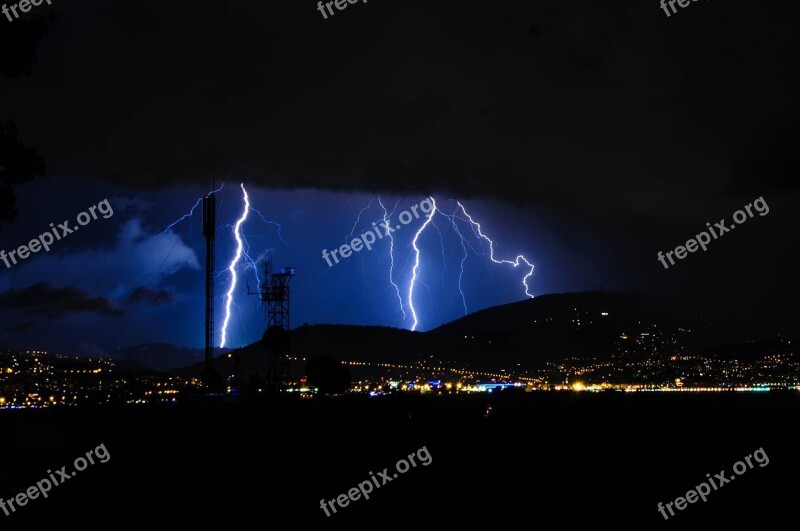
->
[0,177,628,353]
[0,178,609,353]
[1,0,796,354]
[0,176,793,355]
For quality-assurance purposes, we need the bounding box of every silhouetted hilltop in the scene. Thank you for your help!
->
[144,291,785,373]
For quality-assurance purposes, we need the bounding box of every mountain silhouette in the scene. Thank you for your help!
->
[113,291,783,373]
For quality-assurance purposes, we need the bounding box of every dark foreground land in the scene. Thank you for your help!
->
[0,392,796,526]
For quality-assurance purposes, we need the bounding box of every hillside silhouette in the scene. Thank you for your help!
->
[160,290,781,376]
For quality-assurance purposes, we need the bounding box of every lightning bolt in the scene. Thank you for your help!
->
[241,237,263,287]
[436,205,469,315]
[161,184,224,235]
[345,199,375,288]
[430,217,449,288]
[378,197,405,320]
[250,206,288,247]
[163,183,284,348]
[236,210,285,288]
[457,201,535,298]
[220,183,250,348]
[347,198,374,240]
[314,194,533,333]
[408,197,436,331]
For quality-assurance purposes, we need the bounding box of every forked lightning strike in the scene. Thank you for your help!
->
[456,201,535,298]
[408,197,437,331]
[405,198,534,331]
[161,184,224,235]
[379,197,406,321]
[162,183,284,349]
[220,183,250,348]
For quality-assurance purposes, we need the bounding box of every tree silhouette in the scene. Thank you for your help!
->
[0,122,46,227]
[0,12,56,227]
[0,13,56,78]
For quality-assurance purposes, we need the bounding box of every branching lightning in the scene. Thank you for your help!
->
[436,205,469,315]
[161,184,224,235]
[250,206,288,247]
[408,197,436,331]
[330,195,534,332]
[241,237,263,287]
[378,197,405,321]
[457,201,535,298]
[241,205,286,288]
[170,186,531,343]
[347,199,374,241]
[220,183,250,348]
[163,183,285,349]
[430,217,448,288]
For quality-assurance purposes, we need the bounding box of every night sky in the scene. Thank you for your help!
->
[0,0,798,354]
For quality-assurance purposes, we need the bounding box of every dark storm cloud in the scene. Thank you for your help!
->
[128,286,173,306]
[0,0,796,347]
[0,282,122,319]
[1,0,797,213]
